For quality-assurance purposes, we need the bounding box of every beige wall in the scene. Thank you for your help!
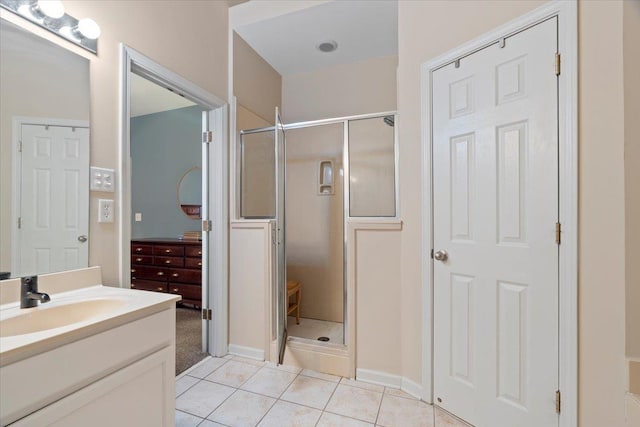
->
[398,0,629,425]
[59,1,230,285]
[624,0,640,360]
[0,22,90,273]
[285,124,344,323]
[282,54,398,123]
[233,32,282,123]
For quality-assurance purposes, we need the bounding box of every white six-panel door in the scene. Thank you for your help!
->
[432,18,559,427]
[18,124,89,276]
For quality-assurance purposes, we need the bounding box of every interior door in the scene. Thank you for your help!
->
[432,18,559,427]
[18,124,89,275]
[201,110,211,353]
[275,108,287,364]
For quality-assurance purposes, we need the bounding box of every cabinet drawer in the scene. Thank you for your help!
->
[154,256,184,267]
[130,266,168,281]
[184,257,202,269]
[185,246,202,257]
[168,268,201,284]
[130,279,167,293]
[153,245,184,257]
[131,244,152,255]
[131,255,153,265]
[168,283,201,301]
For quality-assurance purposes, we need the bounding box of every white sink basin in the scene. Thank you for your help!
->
[0,298,126,338]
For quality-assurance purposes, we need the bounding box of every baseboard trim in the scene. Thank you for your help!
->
[356,368,423,399]
[228,344,264,361]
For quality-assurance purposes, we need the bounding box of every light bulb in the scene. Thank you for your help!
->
[36,0,65,19]
[77,18,101,39]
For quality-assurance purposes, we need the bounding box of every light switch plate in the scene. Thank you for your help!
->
[135,212,142,222]
[90,167,115,192]
[98,199,115,223]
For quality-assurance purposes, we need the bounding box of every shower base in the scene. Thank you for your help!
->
[287,316,343,344]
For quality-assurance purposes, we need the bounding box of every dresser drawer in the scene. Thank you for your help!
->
[131,244,152,255]
[131,266,169,281]
[131,279,167,293]
[185,246,202,257]
[184,257,202,269]
[154,256,184,268]
[131,255,153,265]
[168,283,200,301]
[168,268,201,284]
[153,245,185,257]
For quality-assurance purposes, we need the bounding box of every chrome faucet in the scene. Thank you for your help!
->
[21,276,50,308]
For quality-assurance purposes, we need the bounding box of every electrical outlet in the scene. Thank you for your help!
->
[90,167,116,192]
[135,212,142,222]
[98,199,115,223]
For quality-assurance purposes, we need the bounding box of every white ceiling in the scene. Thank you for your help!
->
[234,0,398,76]
[130,73,196,117]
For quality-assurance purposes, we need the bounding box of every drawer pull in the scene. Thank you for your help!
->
[132,276,137,280]
[172,288,178,292]
[136,257,142,262]
[165,249,172,254]
[136,248,142,252]
[165,260,171,264]
[156,287,164,291]
[172,273,179,278]
[131,284,136,288]
[157,272,164,276]
[198,262,202,266]
[198,251,202,255]
[131,269,136,273]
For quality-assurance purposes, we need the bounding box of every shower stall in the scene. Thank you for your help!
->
[237,110,398,367]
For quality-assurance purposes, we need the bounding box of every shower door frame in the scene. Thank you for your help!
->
[239,110,399,375]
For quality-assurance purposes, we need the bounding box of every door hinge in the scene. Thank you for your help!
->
[17,217,21,229]
[555,390,561,414]
[202,308,212,320]
[18,141,22,153]
[430,249,434,259]
[555,222,561,245]
[202,219,212,232]
[555,53,561,76]
[202,131,213,143]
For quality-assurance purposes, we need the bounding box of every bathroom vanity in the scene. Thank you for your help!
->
[0,267,179,426]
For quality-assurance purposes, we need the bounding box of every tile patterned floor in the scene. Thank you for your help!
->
[287,316,344,344]
[175,356,471,427]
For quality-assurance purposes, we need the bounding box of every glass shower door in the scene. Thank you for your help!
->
[275,108,287,364]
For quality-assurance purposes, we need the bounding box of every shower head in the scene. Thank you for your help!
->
[383,115,394,127]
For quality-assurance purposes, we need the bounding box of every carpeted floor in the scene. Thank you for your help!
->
[176,306,208,375]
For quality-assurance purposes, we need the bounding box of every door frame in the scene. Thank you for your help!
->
[11,116,90,276]
[118,45,229,357]
[420,1,577,426]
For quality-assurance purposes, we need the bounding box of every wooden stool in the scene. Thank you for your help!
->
[286,280,301,325]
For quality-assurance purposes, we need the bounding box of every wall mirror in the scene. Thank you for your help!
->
[178,166,202,219]
[0,18,91,278]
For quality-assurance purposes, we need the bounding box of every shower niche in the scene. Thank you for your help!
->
[318,160,334,195]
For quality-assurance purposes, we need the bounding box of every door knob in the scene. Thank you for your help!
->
[434,250,448,262]
[77,235,88,243]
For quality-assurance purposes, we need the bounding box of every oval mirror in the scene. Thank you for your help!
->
[177,166,202,219]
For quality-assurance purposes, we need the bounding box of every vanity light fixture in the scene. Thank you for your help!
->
[0,0,101,54]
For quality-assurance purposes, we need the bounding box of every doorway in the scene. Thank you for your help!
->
[119,45,229,369]
[422,2,578,426]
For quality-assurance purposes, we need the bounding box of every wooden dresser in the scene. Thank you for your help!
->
[130,238,202,307]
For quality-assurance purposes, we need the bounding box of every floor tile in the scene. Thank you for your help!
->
[265,361,303,374]
[175,410,203,427]
[232,355,268,367]
[280,375,338,409]
[377,394,434,427]
[340,377,385,393]
[208,389,275,427]
[198,420,226,427]
[434,406,471,427]
[205,360,261,387]
[241,366,298,398]
[176,375,200,397]
[257,400,322,427]
[325,384,383,423]
[175,380,236,418]
[301,369,341,383]
[187,357,228,379]
[384,387,419,400]
[317,412,374,427]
